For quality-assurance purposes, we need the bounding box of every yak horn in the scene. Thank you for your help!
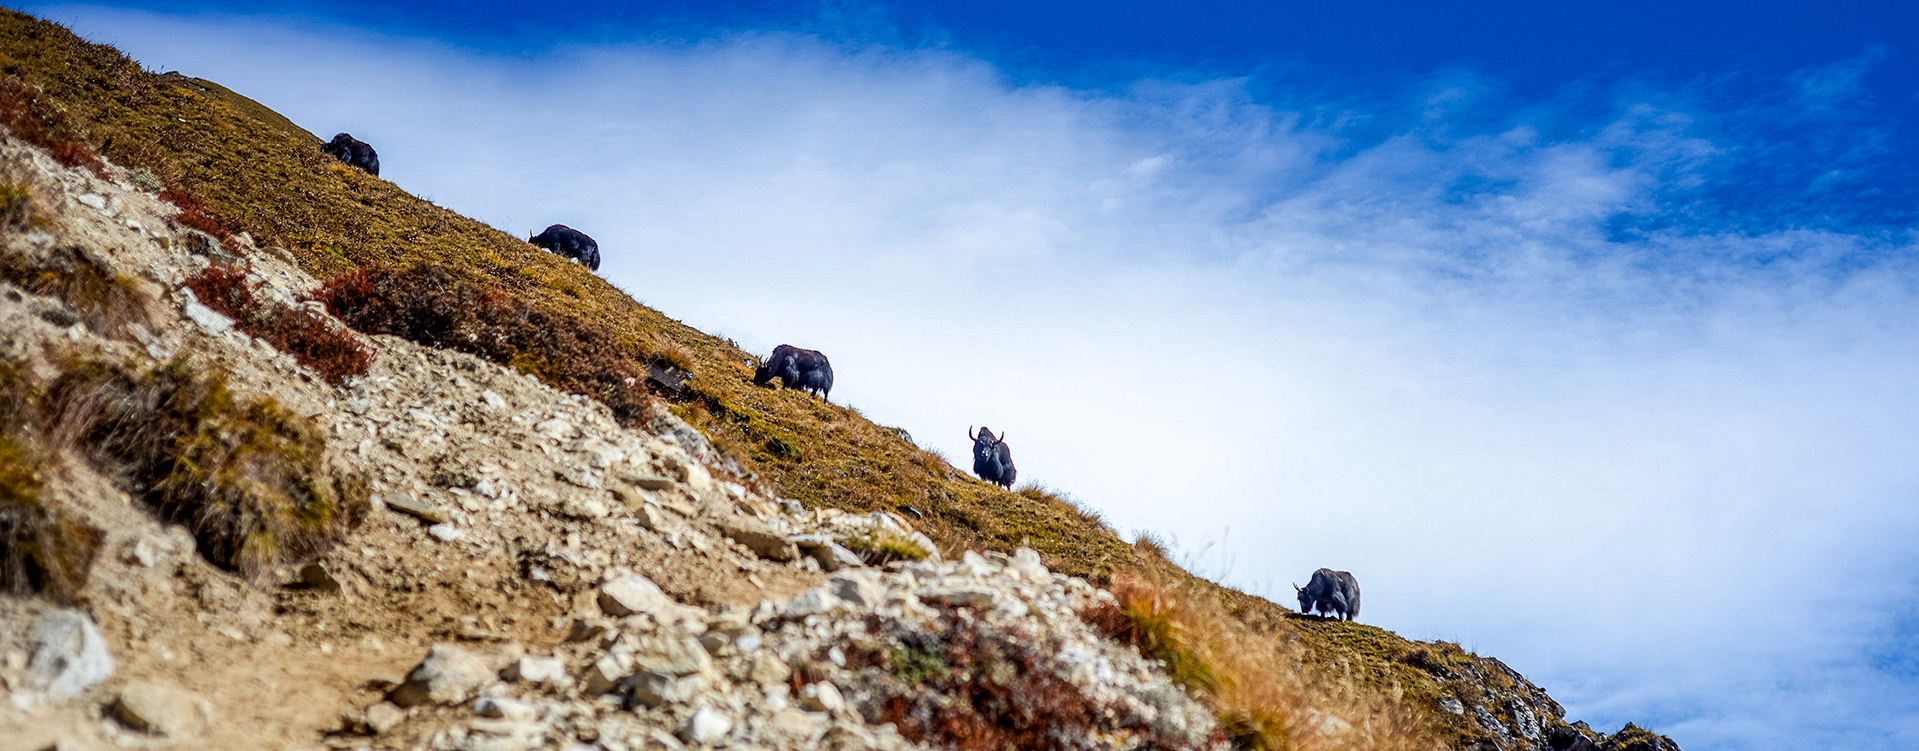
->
[1292,583,1302,592]
[996,432,1005,443]
[968,426,977,441]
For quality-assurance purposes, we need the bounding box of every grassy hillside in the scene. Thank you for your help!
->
[0,10,1675,749]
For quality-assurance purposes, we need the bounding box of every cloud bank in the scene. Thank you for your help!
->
[28,5,1919,749]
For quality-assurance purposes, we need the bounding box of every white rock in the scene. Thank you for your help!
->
[474,696,536,721]
[799,681,845,713]
[76,192,107,210]
[503,656,567,684]
[599,574,672,617]
[782,589,841,619]
[534,418,574,439]
[626,669,704,708]
[363,701,405,734]
[427,524,463,541]
[636,636,712,676]
[481,390,506,409]
[679,706,733,745]
[390,644,495,707]
[26,610,113,698]
[182,300,233,335]
[1010,546,1048,580]
[827,571,883,608]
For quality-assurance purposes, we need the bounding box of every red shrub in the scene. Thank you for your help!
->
[159,188,233,242]
[186,265,372,385]
[316,265,651,424]
[0,77,106,177]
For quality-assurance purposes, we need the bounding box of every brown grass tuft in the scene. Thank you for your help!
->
[0,432,102,604]
[649,337,696,372]
[1,181,32,229]
[185,264,373,384]
[9,354,366,580]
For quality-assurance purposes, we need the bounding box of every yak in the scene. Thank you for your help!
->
[968,426,1017,489]
[529,224,601,271]
[1294,568,1361,622]
[322,133,380,176]
[753,344,833,400]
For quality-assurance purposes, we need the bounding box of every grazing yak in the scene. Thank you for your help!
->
[322,133,380,176]
[529,224,601,271]
[753,344,833,399]
[968,426,1017,489]
[1295,568,1361,621]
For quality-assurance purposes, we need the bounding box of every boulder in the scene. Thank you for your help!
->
[502,656,567,684]
[799,681,845,713]
[679,706,733,745]
[363,701,406,734]
[384,492,448,523]
[718,520,799,562]
[26,609,113,698]
[626,668,704,709]
[389,644,495,707]
[112,681,214,737]
[599,574,672,617]
[636,636,712,676]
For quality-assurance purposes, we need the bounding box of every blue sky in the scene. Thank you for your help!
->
[19,2,1919,749]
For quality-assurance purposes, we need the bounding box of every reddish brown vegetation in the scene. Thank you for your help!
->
[186,265,373,385]
[316,265,652,424]
[827,611,1221,751]
[158,187,233,242]
[0,76,105,176]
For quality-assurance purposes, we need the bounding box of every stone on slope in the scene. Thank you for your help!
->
[679,706,732,745]
[389,644,495,707]
[502,656,567,684]
[26,609,113,698]
[111,681,214,737]
[599,574,672,617]
[718,519,799,562]
[384,491,448,523]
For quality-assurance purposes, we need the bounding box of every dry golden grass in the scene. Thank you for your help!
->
[1094,557,1446,751]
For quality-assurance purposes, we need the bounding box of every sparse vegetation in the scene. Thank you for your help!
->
[1,181,32,228]
[185,264,373,384]
[845,612,1223,751]
[0,242,151,338]
[840,527,932,565]
[0,76,105,176]
[4,351,365,581]
[315,264,652,423]
[0,433,102,605]
[159,187,233,244]
[1085,555,1447,751]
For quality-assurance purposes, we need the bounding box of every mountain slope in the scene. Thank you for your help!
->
[0,9,1679,751]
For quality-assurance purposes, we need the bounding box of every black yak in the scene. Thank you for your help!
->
[753,344,833,399]
[322,133,380,176]
[968,426,1017,489]
[529,224,601,271]
[1294,568,1361,621]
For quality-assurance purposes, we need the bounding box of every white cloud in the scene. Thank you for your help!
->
[27,5,1919,749]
